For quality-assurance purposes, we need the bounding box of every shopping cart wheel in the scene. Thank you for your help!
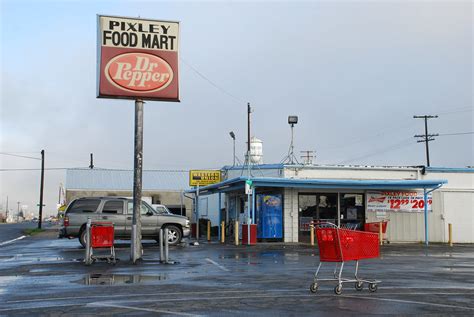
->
[334,284,342,295]
[368,283,378,292]
[355,281,363,291]
[309,282,319,293]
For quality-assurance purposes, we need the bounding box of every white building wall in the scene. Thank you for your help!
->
[366,190,444,243]
[441,191,474,243]
[283,188,298,242]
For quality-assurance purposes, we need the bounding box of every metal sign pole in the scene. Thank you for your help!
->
[196,185,200,240]
[131,99,144,263]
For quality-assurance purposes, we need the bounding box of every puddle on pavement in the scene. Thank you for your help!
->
[77,273,169,285]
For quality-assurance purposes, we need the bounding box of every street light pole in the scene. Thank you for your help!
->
[38,150,45,229]
[229,131,236,166]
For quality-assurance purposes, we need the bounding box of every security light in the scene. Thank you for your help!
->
[229,131,235,139]
[288,116,298,125]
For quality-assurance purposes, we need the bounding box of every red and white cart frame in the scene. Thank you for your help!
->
[310,222,381,295]
[84,219,116,265]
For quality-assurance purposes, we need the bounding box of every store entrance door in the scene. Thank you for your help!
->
[298,193,338,243]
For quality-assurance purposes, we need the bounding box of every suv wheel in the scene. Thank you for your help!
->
[164,225,182,246]
[79,227,87,248]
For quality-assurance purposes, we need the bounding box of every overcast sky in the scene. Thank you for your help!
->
[1,0,472,217]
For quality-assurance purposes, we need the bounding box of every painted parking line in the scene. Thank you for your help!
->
[205,258,230,271]
[0,235,26,246]
[340,294,474,311]
[89,302,202,316]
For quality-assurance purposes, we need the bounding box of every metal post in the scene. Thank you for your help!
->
[180,190,184,216]
[131,99,144,263]
[207,220,211,242]
[221,221,225,243]
[233,137,236,166]
[310,221,315,246]
[247,191,251,245]
[218,192,222,239]
[424,189,429,246]
[379,221,383,246]
[164,228,169,263]
[159,229,164,262]
[252,187,256,224]
[448,223,453,247]
[235,220,239,246]
[196,185,200,240]
[38,150,45,229]
[85,218,92,265]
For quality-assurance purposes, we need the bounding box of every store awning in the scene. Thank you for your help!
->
[185,177,448,195]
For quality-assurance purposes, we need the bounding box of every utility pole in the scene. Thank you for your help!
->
[89,153,94,169]
[38,150,45,229]
[247,102,251,161]
[300,150,315,165]
[414,115,438,167]
[17,201,20,220]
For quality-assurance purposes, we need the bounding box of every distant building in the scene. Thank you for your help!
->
[66,168,193,218]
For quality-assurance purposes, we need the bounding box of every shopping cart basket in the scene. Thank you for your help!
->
[364,220,389,244]
[86,222,116,264]
[310,222,381,295]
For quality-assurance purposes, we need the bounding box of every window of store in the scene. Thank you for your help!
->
[340,194,365,230]
[298,193,338,242]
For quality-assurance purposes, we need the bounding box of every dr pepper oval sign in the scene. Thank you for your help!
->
[97,15,179,102]
[105,53,173,93]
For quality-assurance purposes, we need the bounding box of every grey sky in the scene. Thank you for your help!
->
[1,0,472,216]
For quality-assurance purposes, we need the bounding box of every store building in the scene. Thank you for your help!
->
[187,164,474,244]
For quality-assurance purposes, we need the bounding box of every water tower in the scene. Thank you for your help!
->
[249,137,263,164]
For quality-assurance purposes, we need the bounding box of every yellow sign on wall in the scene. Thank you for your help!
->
[189,170,221,186]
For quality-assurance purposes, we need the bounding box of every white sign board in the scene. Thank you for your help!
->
[366,191,432,213]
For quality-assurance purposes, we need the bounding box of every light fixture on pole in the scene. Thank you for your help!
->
[282,116,299,164]
[229,131,236,166]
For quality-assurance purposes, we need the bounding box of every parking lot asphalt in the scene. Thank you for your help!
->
[0,230,473,316]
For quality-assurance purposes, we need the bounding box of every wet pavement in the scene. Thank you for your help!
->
[0,230,473,316]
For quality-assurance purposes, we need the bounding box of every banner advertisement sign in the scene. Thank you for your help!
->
[97,15,179,101]
[366,191,432,213]
[189,170,221,187]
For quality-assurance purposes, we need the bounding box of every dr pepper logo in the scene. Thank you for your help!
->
[105,52,173,93]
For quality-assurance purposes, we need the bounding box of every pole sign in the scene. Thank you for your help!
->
[97,15,179,101]
[189,170,221,187]
[366,191,433,213]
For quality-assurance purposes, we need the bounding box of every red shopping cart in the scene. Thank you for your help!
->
[86,222,116,264]
[364,220,389,244]
[310,222,381,295]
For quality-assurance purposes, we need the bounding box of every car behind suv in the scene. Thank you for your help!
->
[59,197,190,247]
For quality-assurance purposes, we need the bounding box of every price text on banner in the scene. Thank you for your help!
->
[366,191,432,213]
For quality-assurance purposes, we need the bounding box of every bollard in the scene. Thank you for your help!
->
[159,228,164,262]
[379,221,383,246]
[207,220,211,242]
[234,220,239,246]
[221,221,225,244]
[448,223,453,247]
[84,218,92,265]
[164,228,169,263]
[310,221,315,246]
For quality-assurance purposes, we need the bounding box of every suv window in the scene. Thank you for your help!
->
[155,206,168,214]
[67,199,100,214]
[102,200,124,214]
[127,202,155,215]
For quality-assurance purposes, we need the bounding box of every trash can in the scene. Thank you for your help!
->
[242,224,257,245]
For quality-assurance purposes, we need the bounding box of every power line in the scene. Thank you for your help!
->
[438,132,474,136]
[180,57,245,104]
[0,152,41,160]
[337,137,415,165]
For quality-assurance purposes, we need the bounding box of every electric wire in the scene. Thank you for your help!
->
[0,153,41,160]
